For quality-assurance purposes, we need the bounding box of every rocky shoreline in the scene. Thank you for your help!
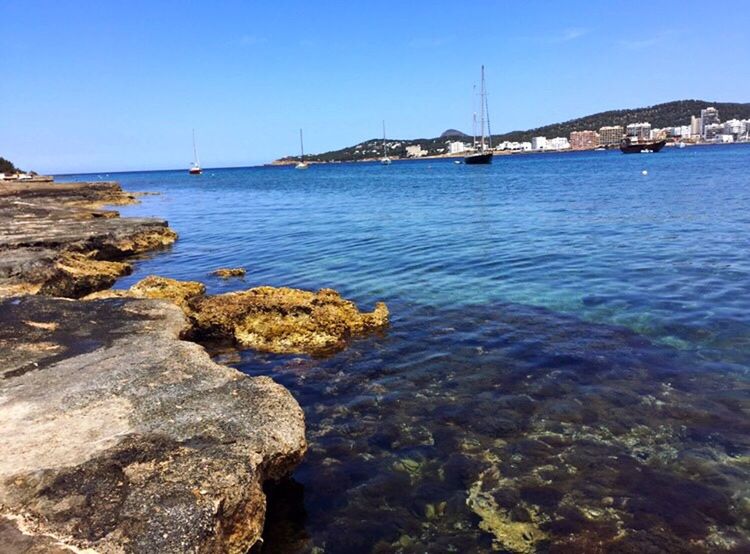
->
[0,181,176,297]
[0,181,387,552]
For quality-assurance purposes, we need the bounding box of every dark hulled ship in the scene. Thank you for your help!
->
[464,65,493,165]
[620,137,667,154]
[464,152,493,164]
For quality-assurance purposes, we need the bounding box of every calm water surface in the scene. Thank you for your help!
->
[61,146,750,552]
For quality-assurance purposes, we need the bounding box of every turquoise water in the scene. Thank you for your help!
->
[61,145,750,552]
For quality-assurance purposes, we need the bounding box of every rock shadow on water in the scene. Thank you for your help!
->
[235,300,750,553]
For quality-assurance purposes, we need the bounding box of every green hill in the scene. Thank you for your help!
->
[278,100,750,163]
[0,157,20,175]
[497,100,750,143]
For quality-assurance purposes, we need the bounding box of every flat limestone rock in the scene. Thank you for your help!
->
[0,181,177,298]
[0,296,307,553]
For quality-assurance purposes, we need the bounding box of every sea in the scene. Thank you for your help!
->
[60,144,750,553]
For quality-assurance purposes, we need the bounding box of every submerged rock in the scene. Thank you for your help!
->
[213,267,247,279]
[0,181,177,298]
[466,468,548,553]
[0,295,307,553]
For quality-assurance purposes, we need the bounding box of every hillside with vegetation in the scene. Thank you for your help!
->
[0,157,20,175]
[498,100,750,143]
[276,100,750,163]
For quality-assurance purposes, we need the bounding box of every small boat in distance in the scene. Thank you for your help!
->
[465,65,493,165]
[189,129,202,174]
[620,137,667,154]
[381,120,391,165]
[296,129,309,169]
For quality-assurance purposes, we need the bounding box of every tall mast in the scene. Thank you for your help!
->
[472,84,477,149]
[382,120,387,157]
[484,68,492,150]
[299,128,304,161]
[479,65,486,152]
[192,128,200,167]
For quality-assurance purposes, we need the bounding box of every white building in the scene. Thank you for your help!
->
[448,141,466,154]
[723,119,743,138]
[627,122,651,140]
[700,107,720,137]
[718,134,734,143]
[406,145,427,158]
[690,116,701,138]
[547,137,570,150]
[497,141,531,151]
[531,136,547,150]
[704,123,722,140]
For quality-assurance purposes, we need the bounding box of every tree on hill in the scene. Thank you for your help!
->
[0,157,20,175]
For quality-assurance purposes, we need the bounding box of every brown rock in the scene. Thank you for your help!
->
[189,286,389,356]
[212,267,247,279]
[93,276,390,356]
[38,251,132,298]
[0,181,177,298]
[129,275,206,308]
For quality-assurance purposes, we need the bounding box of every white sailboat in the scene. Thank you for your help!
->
[295,129,309,170]
[189,129,202,174]
[381,120,391,165]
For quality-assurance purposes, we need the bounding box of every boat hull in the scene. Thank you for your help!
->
[464,152,493,165]
[188,168,202,175]
[620,139,666,154]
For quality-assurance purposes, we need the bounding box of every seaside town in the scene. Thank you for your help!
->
[431,106,750,157]
[274,102,750,164]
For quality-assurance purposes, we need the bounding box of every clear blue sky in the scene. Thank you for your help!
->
[1,1,748,173]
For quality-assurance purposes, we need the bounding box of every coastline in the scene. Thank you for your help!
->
[269,139,750,166]
[0,181,313,552]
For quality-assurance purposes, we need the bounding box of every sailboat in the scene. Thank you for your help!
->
[381,120,391,165]
[465,66,493,165]
[189,129,202,174]
[295,129,309,170]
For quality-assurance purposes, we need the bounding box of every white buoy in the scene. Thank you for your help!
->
[642,170,648,176]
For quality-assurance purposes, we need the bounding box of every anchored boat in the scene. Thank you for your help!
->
[189,129,202,174]
[296,129,309,169]
[620,137,667,154]
[465,65,493,165]
[381,120,391,165]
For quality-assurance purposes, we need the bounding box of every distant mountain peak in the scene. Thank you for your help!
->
[440,129,469,138]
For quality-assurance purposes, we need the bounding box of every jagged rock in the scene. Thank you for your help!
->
[212,267,247,279]
[90,277,390,356]
[0,295,306,553]
[0,181,177,298]
[189,285,389,355]
[129,275,206,308]
[37,251,132,297]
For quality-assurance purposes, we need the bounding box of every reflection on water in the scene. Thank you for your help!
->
[60,146,750,551]
[232,301,750,553]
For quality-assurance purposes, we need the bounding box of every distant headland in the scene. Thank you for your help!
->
[273,99,750,164]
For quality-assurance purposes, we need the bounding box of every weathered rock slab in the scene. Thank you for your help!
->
[0,296,307,553]
[0,181,176,297]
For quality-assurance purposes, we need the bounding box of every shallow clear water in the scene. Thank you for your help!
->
[61,145,750,552]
